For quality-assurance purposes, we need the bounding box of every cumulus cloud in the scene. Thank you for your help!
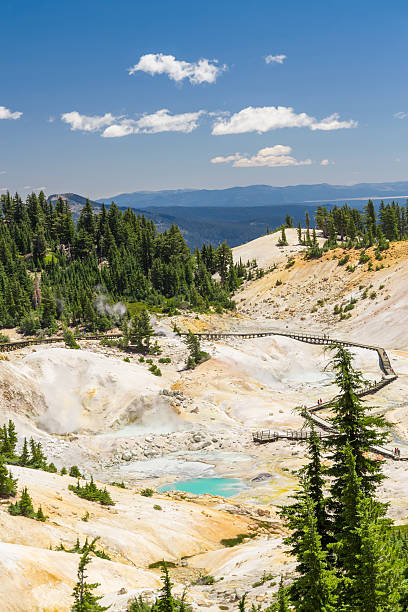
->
[309,113,357,131]
[61,109,204,137]
[102,109,204,137]
[61,111,116,132]
[265,54,286,64]
[394,111,408,120]
[211,105,357,135]
[321,159,329,166]
[211,145,312,168]
[129,53,226,84]
[0,105,22,120]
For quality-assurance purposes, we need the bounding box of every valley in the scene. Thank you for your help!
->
[2,226,408,609]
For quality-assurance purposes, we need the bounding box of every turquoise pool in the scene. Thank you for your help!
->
[158,477,245,497]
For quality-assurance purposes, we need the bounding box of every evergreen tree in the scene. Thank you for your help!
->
[267,577,291,612]
[71,546,109,611]
[19,437,29,466]
[351,497,404,611]
[288,488,338,612]
[156,563,177,612]
[128,309,154,354]
[326,346,389,531]
[0,455,17,498]
[277,227,288,246]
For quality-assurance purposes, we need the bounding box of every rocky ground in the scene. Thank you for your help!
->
[2,228,408,610]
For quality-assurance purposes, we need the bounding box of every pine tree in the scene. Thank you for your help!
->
[128,309,154,354]
[7,420,17,455]
[71,546,109,611]
[288,488,338,612]
[300,419,329,543]
[266,577,291,612]
[0,455,17,498]
[326,346,389,531]
[19,437,29,466]
[19,487,35,517]
[351,497,404,611]
[36,505,46,522]
[156,563,177,612]
[277,227,288,246]
[297,221,302,244]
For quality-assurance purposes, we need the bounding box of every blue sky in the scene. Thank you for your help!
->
[1,0,408,199]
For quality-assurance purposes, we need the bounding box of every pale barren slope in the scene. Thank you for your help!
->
[234,240,408,349]
[0,541,160,612]
[1,466,251,565]
[0,466,255,611]
[232,227,324,269]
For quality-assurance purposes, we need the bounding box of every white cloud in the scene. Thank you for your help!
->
[309,113,357,131]
[102,109,204,137]
[61,111,116,132]
[321,159,330,166]
[61,109,205,138]
[129,53,226,84]
[394,111,408,120]
[211,145,312,168]
[135,109,204,134]
[24,186,46,191]
[265,54,286,64]
[0,106,22,120]
[211,105,357,135]
[0,171,6,175]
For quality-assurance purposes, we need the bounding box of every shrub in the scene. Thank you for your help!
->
[149,364,162,376]
[123,356,130,362]
[18,312,40,336]
[275,279,282,286]
[57,536,110,560]
[153,504,162,510]
[138,355,145,362]
[8,487,45,520]
[359,251,370,264]
[63,326,80,349]
[60,467,67,475]
[148,560,177,569]
[69,465,82,478]
[0,332,10,343]
[110,481,127,488]
[338,254,349,266]
[140,488,154,497]
[220,533,255,547]
[285,259,295,269]
[68,477,115,506]
[184,331,210,370]
[194,574,215,585]
[158,357,171,364]
[370,291,377,300]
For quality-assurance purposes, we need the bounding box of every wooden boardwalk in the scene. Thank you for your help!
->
[0,327,402,460]
[180,329,402,461]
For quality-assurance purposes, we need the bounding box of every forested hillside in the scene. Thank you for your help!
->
[0,191,244,334]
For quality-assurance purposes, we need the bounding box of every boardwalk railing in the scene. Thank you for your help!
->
[0,326,400,460]
[180,328,400,461]
[0,333,122,353]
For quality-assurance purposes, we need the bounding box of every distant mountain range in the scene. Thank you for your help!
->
[48,181,408,248]
[96,181,408,209]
